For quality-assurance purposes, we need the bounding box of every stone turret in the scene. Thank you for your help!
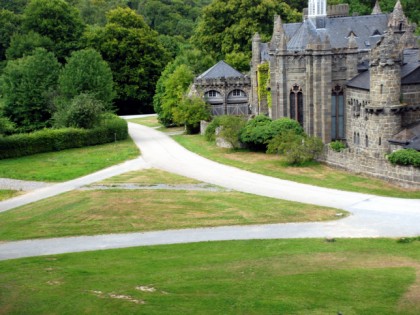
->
[368,29,403,152]
[388,0,409,33]
[369,29,402,108]
[371,0,382,15]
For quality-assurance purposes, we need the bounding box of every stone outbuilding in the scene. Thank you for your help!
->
[191,61,251,116]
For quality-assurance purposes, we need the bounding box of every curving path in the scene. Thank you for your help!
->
[0,123,419,261]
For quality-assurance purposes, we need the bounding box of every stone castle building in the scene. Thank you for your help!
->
[249,0,420,187]
[192,0,419,187]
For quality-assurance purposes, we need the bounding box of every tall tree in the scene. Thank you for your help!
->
[58,48,115,108]
[85,7,169,114]
[1,48,61,132]
[192,0,301,62]
[0,9,21,63]
[22,0,85,61]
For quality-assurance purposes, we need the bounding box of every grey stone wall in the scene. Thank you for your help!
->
[323,147,420,189]
[402,84,420,106]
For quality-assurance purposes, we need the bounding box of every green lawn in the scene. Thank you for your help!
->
[128,116,161,128]
[0,139,139,182]
[0,170,344,241]
[1,238,419,314]
[172,134,420,198]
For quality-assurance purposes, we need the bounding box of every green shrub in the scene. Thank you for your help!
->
[204,115,247,148]
[204,116,223,141]
[54,93,105,129]
[267,131,323,165]
[217,115,247,149]
[330,140,346,152]
[172,96,211,134]
[240,116,303,151]
[387,149,420,167]
[0,115,128,159]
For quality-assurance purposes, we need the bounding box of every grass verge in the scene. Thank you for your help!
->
[0,188,344,241]
[1,238,419,314]
[172,134,420,198]
[0,139,139,182]
[0,190,20,201]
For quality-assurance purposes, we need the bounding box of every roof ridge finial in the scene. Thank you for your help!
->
[372,0,382,15]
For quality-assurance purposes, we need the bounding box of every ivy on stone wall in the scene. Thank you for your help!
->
[257,62,271,109]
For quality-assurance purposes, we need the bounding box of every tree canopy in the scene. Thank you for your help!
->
[58,48,115,108]
[85,7,169,114]
[22,0,85,61]
[192,0,301,62]
[1,48,61,132]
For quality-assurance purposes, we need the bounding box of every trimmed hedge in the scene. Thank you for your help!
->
[0,114,128,159]
[387,149,420,167]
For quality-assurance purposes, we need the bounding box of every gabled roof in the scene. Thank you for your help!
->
[282,14,389,51]
[196,61,244,79]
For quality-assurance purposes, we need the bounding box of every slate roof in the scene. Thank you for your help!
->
[196,60,244,79]
[389,122,420,151]
[260,13,389,56]
[347,61,420,90]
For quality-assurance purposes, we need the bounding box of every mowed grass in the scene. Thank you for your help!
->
[0,139,139,182]
[128,116,161,128]
[97,168,200,185]
[0,186,344,241]
[0,190,20,201]
[172,134,420,198]
[1,238,420,314]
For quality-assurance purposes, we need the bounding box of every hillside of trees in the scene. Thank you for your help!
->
[0,0,418,132]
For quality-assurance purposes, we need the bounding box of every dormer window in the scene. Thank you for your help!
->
[372,29,381,36]
[347,31,357,38]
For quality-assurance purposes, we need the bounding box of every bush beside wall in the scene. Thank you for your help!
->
[0,115,128,159]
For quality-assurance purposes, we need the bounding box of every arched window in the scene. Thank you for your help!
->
[289,84,304,126]
[331,85,345,140]
[379,137,381,146]
[227,89,247,103]
[365,135,369,147]
[204,90,222,104]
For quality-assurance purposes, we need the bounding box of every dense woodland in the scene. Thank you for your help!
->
[0,0,418,134]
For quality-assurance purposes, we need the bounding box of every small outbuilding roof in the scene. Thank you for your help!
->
[196,60,244,80]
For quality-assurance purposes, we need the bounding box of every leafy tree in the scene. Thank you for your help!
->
[0,0,28,14]
[6,31,53,60]
[1,48,61,132]
[0,116,15,135]
[53,93,105,129]
[137,0,211,39]
[22,0,85,61]
[267,131,323,165]
[158,64,194,126]
[192,0,301,64]
[0,9,22,62]
[58,48,115,109]
[77,0,128,26]
[85,7,169,114]
[172,96,211,134]
[154,45,215,124]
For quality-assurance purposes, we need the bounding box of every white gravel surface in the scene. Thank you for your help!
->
[0,178,51,191]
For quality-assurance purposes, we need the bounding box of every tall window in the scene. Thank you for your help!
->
[331,85,345,140]
[289,84,303,126]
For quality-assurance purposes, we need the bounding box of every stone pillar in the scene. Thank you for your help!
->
[250,33,262,114]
